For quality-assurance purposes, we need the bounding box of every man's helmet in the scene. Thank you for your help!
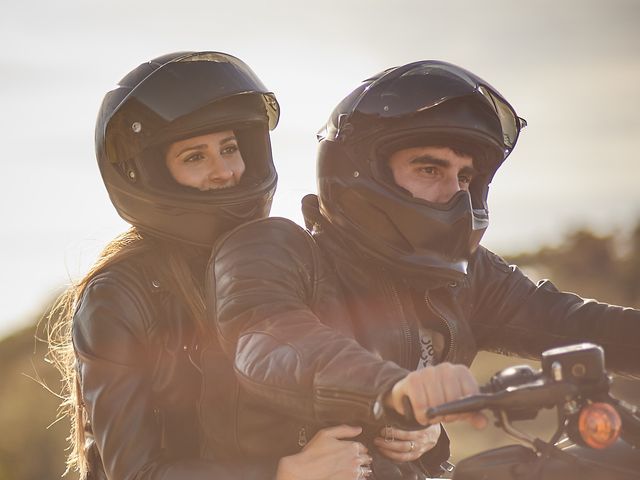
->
[316,60,526,282]
[96,51,280,247]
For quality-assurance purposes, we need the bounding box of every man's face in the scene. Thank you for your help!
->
[387,146,476,204]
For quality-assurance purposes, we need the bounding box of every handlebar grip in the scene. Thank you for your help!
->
[400,394,490,421]
[427,394,490,418]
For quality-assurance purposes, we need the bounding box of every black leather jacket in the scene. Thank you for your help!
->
[72,251,276,480]
[209,199,640,477]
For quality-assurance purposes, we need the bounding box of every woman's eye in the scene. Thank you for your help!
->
[183,153,204,163]
[458,175,472,185]
[221,144,239,155]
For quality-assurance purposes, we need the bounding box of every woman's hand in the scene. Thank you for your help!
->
[384,362,487,428]
[276,425,372,480]
[373,424,441,462]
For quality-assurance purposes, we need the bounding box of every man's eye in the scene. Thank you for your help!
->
[420,166,437,175]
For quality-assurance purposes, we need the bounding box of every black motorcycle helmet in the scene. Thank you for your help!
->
[96,51,280,247]
[316,60,526,282]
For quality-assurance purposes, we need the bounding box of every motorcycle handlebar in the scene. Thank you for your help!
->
[425,379,579,419]
[391,344,640,451]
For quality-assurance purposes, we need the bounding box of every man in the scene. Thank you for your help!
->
[203,61,640,478]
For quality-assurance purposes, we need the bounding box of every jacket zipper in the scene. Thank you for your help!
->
[425,292,456,362]
[315,388,377,408]
[386,278,413,369]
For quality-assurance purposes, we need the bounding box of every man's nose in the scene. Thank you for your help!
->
[437,175,461,203]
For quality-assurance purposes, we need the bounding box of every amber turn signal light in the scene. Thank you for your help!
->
[578,402,621,449]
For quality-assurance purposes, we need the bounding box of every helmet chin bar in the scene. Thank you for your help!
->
[109,179,276,248]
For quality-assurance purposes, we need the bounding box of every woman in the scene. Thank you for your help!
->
[47,51,371,480]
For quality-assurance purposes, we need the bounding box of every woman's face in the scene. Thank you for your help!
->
[164,130,245,191]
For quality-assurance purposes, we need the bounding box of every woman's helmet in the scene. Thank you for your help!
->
[95,51,280,247]
[316,60,526,281]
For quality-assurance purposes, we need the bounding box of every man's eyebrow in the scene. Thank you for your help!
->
[410,155,478,175]
[409,155,450,167]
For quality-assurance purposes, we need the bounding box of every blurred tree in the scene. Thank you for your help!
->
[507,222,640,309]
[619,223,640,304]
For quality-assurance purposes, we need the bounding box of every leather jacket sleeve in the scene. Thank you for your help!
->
[73,271,277,480]
[210,218,409,425]
[470,247,640,375]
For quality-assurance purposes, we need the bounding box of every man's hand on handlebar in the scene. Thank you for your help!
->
[384,363,488,429]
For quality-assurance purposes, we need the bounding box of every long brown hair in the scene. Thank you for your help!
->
[46,226,208,478]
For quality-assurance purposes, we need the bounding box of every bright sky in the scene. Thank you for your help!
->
[2,0,639,338]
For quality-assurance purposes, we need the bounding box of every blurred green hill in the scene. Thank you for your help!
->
[0,318,76,480]
[506,224,640,309]
[1,224,639,479]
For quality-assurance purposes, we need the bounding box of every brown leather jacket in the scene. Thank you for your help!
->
[207,200,640,478]
[73,252,276,480]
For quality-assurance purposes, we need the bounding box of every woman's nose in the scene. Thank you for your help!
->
[208,159,234,183]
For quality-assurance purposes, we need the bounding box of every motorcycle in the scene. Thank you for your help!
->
[410,343,640,479]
